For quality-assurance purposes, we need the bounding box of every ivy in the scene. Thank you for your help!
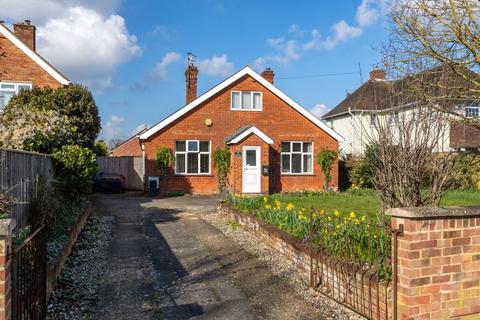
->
[316,149,337,191]
[213,146,231,194]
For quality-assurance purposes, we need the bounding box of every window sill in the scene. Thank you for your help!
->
[281,173,315,176]
[174,174,214,177]
[230,108,263,112]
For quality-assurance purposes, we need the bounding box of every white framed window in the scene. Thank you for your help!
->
[175,140,211,174]
[231,91,262,111]
[0,82,32,111]
[388,111,399,125]
[465,106,479,118]
[369,114,377,126]
[281,141,313,174]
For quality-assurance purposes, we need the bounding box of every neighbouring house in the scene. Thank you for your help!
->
[0,20,70,110]
[110,128,148,157]
[137,64,343,194]
[323,66,480,155]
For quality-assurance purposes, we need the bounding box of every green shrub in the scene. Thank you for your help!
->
[316,149,337,191]
[155,147,174,195]
[1,84,100,153]
[213,146,231,193]
[450,153,480,190]
[53,145,97,201]
[93,140,109,156]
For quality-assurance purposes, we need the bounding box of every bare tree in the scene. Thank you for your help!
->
[386,0,480,128]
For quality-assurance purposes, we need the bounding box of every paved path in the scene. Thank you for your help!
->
[92,194,334,320]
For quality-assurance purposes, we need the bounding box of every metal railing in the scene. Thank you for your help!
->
[12,224,47,320]
[307,212,399,320]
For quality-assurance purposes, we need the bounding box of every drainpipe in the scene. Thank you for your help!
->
[348,107,355,155]
[359,110,364,155]
[141,142,146,192]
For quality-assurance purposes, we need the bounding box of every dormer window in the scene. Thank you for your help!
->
[0,82,32,111]
[465,106,479,118]
[231,91,262,111]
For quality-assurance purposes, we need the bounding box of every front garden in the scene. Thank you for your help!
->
[227,189,480,281]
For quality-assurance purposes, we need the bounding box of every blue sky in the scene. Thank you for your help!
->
[1,0,389,143]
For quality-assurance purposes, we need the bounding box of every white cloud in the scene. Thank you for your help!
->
[150,25,172,40]
[255,0,386,66]
[131,123,149,135]
[323,20,363,49]
[151,52,181,80]
[102,115,125,142]
[36,7,141,90]
[356,0,387,27]
[0,1,140,91]
[288,24,304,37]
[309,104,331,118]
[197,54,235,77]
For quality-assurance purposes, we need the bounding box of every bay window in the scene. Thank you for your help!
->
[231,91,262,110]
[175,140,210,174]
[281,141,313,174]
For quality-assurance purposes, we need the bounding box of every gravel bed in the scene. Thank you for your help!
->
[202,212,365,320]
[46,214,114,320]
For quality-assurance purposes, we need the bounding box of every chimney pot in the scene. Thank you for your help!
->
[261,68,275,84]
[13,21,36,51]
[185,65,198,104]
[369,67,386,81]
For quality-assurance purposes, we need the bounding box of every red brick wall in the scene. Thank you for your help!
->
[143,75,339,194]
[391,210,480,319]
[111,137,143,157]
[0,33,62,88]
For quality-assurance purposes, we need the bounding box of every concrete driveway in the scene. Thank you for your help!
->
[92,193,346,320]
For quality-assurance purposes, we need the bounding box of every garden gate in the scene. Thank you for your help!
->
[11,224,47,320]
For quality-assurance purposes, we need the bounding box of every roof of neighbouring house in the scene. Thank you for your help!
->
[111,127,149,152]
[0,23,70,85]
[323,65,479,119]
[139,65,344,142]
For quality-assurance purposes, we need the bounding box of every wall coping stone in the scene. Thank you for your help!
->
[0,219,16,236]
[385,205,480,219]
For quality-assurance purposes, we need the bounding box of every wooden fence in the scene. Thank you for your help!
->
[0,148,54,227]
[96,156,144,190]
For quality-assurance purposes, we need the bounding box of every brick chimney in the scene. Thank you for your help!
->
[261,68,275,84]
[185,64,198,104]
[13,20,36,51]
[369,66,386,81]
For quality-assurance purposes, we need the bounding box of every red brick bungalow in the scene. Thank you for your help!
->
[0,21,70,109]
[138,64,343,194]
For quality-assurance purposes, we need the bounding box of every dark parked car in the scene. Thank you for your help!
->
[93,172,125,193]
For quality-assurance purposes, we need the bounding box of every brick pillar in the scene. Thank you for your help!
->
[386,206,480,320]
[0,219,15,320]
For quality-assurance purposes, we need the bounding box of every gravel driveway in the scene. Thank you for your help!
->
[92,193,360,320]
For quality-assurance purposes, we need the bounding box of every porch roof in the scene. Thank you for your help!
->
[225,125,274,145]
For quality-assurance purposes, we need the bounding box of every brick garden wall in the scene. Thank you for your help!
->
[387,207,480,320]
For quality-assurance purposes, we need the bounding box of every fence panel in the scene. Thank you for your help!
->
[96,156,144,190]
[0,149,54,227]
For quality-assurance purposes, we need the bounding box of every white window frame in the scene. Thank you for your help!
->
[230,90,263,111]
[280,141,314,175]
[174,140,211,175]
[465,106,480,118]
[369,114,377,127]
[0,82,32,111]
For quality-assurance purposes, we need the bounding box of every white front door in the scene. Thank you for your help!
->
[242,146,261,193]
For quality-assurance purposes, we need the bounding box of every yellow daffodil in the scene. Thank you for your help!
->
[333,209,340,217]
[263,196,268,203]
[361,215,367,222]
[286,203,295,211]
[349,211,356,219]
[265,204,271,209]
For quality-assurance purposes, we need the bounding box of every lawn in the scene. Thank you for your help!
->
[260,189,479,223]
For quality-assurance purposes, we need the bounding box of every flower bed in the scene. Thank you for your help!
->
[227,194,392,280]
